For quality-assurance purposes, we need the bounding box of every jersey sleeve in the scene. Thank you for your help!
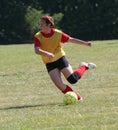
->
[34,37,41,48]
[61,32,70,43]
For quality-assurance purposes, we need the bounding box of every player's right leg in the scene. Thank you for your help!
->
[63,62,96,84]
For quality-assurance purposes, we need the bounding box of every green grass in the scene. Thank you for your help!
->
[0,40,118,130]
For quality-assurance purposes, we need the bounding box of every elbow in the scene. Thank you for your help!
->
[68,37,73,43]
[34,47,42,55]
[34,49,39,55]
[34,47,40,55]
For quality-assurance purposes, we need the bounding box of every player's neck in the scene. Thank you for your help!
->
[41,28,54,37]
[43,28,51,34]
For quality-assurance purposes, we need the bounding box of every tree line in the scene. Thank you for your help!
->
[0,0,118,44]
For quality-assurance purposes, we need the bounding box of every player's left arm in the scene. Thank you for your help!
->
[61,32,91,46]
[68,37,92,46]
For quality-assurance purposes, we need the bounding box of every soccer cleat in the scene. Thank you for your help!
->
[79,62,96,69]
[78,97,83,103]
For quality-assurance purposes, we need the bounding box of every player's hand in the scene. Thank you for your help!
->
[47,52,55,59]
[86,42,92,47]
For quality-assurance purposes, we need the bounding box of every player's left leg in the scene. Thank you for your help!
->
[49,68,82,101]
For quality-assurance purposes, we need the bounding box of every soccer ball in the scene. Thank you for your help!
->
[63,91,78,105]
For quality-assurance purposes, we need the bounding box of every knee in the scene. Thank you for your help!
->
[67,73,81,84]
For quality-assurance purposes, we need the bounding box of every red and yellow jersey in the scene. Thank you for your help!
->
[34,28,70,64]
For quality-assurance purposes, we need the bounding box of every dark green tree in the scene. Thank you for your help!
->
[0,0,117,44]
[36,0,118,40]
[0,0,28,43]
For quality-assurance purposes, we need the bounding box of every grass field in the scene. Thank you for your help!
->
[0,40,118,130]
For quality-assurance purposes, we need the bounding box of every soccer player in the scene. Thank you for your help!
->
[34,15,96,102]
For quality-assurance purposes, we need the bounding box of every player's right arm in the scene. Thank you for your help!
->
[35,47,54,59]
[34,37,54,59]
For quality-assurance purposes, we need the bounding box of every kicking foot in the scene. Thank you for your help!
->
[79,62,96,69]
[78,97,83,103]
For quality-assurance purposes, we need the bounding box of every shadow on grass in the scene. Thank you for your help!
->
[0,103,64,110]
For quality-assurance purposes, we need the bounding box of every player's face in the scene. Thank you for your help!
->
[39,19,49,32]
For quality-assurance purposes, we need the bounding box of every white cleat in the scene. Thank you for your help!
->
[78,97,83,103]
[79,62,96,69]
